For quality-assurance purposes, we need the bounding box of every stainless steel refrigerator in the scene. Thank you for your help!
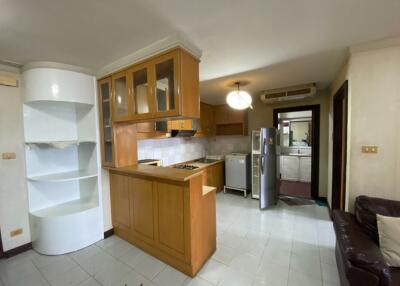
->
[253,128,278,209]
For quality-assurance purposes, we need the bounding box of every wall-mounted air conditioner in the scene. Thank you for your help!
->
[260,83,316,104]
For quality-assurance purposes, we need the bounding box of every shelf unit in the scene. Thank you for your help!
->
[27,169,98,182]
[22,65,103,255]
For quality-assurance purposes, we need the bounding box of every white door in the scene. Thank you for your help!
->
[280,156,299,181]
[299,157,312,182]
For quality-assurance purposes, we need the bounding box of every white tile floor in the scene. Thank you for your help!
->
[0,193,339,286]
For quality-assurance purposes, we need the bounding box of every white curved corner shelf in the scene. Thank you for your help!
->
[25,140,96,149]
[30,199,98,218]
[27,169,98,182]
[22,67,95,105]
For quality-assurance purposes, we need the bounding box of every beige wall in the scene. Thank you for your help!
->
[329,44,400,211]
[248,91,330,197]
[0,66,31,251]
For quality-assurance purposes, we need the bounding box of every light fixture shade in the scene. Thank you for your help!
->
[226,90,252,110]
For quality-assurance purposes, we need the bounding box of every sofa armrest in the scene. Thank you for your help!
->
[333,210,391,286]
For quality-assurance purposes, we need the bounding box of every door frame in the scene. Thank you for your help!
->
[331,81,348,210]
[0,229,4,258]
[273,105,320,199]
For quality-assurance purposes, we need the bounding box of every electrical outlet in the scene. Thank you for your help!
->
[10,228,23,237]
[362,146,378,154]
[2,152,16,160]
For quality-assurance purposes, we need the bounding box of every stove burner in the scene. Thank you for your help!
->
[174,164,199,170]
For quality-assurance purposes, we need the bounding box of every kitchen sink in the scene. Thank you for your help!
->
[195,158,220,164]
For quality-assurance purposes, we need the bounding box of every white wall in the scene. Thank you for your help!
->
[329,42,400,211]
[206,136,251,156]
[248,91,330,198]
[0,67,31,251]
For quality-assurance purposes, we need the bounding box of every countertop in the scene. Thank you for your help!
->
[109,158,224,182]
[173,158,225,171]
[109,164,203,182]
[279,154,311,157]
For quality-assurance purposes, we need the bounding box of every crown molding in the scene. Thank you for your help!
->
[350,36,400,54]
[21,61,94,75]
[96,32,202,79]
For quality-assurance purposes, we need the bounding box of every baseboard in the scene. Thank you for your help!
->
[104,228,114,239]
[2,242,32,259]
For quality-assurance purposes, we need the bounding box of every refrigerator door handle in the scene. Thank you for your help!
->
[260,155,265,175]
[262,138,267,154]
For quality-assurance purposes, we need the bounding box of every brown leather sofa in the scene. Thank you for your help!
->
[332,196,400,286]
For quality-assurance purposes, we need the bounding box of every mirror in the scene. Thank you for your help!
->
[280,119,311,147]
[290,121,311,146]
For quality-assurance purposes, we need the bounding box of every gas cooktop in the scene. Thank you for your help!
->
[173,164,199,170]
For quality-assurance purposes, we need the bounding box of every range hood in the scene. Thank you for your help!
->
[170,129,197,137]
[155,119,198,137]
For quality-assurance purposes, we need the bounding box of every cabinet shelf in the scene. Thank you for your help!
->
[27,169,98,182]
[30,199,98,218]
[25,140,96,149]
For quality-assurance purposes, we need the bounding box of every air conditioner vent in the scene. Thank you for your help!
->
[260,83,316,104]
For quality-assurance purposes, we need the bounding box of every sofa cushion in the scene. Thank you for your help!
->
[377,214,400,267]
[388,267,400,286]
[333,210,391,286]
[355,196,400,244]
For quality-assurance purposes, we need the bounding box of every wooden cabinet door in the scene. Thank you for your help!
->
[155,182,186,257]
[214,105,229,125]
[213,162,225,191]
[152,52,179,116]
[130,178,155,243]
[112,71,131,121]
[229,109,245,123]
[136,122,155,133]
[110,173,131,230]
[129,63,154,118]
[98,77,114,166]
[199,103,215,136]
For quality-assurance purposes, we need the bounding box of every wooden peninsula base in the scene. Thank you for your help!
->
[109,165,216,277]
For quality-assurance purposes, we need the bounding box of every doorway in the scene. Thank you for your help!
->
[0,229,4,258]
[331,81,348,210]
[273,105,320,199]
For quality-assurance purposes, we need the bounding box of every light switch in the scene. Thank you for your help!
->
[2,152,16,160]
[362,146,378,154]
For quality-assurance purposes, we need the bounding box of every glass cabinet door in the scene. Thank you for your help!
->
[131,65,151,115]
[98,78,113,165]
[112,72,130,120]
[154,57,176,113]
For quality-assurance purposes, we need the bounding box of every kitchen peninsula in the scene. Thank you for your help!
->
[109,164,216,277]
[98,46,217,276]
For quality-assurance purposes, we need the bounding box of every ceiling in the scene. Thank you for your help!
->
[1,0,400,103]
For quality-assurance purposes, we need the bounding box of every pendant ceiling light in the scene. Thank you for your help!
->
[226,82,253,110]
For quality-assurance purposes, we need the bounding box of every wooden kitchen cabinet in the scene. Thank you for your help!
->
[112,71,130,121]
[197,102,215,136]
[202,162,225,192]
[214,104,248,136]
[103,47,199,123]
[168,119,194,130]
[109,170,216,277]
[109,173,131,230]
[98,77,138,167]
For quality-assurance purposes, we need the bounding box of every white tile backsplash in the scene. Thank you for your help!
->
[206,136,251,156]
[137,136,251,166]
[137,137,207,166]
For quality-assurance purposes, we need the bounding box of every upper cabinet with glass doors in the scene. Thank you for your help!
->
[101,47,199,123]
